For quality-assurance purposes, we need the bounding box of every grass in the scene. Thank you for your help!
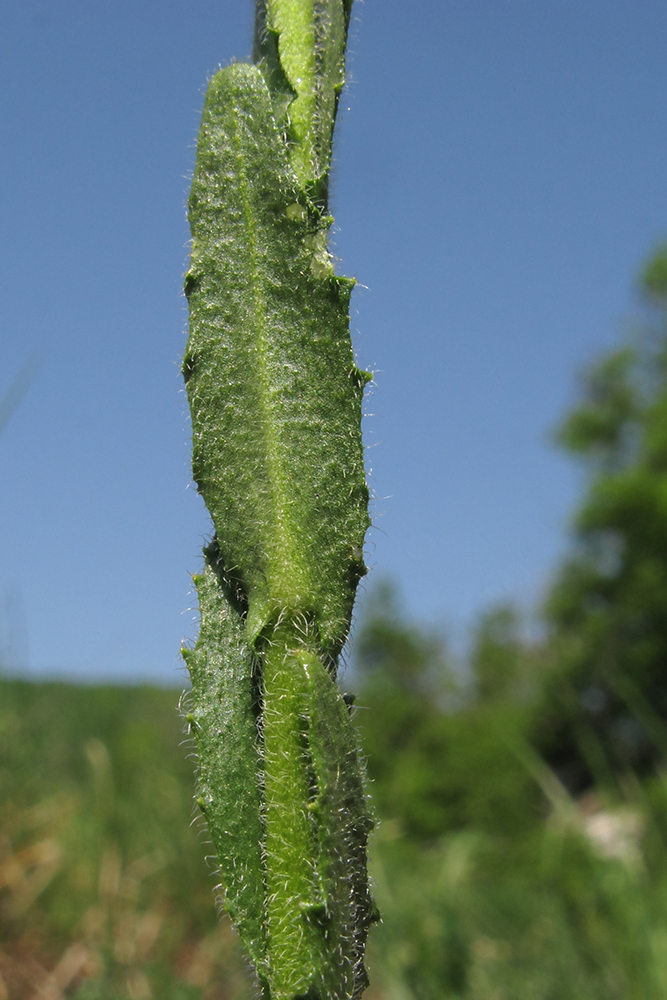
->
[368,808,667,1000]
[0,677,254,999]
[4,674,667,999]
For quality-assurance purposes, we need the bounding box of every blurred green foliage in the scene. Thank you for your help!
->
[352,581,667,999]
[533,244,667,792]
[353,585,543,841]
[0,679,253,998]
[349,244,667,1000]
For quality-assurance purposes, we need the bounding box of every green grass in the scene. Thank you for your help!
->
[0,677,254,999]
[4,673,667,1000]
[367,802,667,1000]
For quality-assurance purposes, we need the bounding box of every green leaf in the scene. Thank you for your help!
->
[184,62,370,662]
[182,552,267,977]
[304,650,377,999]
[254,0,353,199]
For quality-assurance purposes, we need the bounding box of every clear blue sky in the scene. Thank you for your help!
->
[1,0,667,682]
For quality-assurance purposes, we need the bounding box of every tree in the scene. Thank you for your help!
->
[534,246,667,792]
[354,583,543,841]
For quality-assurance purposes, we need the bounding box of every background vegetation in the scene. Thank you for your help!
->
[5,249,667,997]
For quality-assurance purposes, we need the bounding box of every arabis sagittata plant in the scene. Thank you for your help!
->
[182,2,377,998]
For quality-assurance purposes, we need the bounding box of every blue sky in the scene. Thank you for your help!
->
[1,0,667,682]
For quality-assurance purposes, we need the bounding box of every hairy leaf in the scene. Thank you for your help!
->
[184,63,370,661]
[253,0,353,196]
[182,554,266,975]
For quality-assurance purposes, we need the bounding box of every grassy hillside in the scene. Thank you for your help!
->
[0,677,253,999]
[4,665,667,1000]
